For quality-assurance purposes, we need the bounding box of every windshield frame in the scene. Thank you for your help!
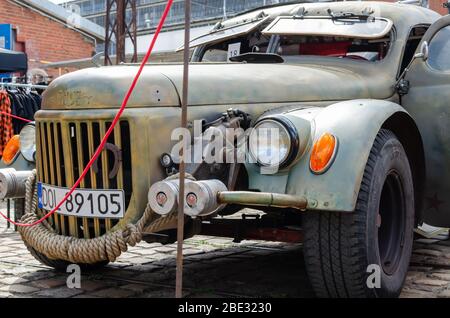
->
[177,14,271,51]
[262,16,394,40]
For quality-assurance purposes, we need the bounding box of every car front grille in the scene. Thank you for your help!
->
[36,119,133,238]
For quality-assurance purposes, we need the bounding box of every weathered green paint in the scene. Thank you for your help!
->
[35,103,291,232]
[217,191,308,209]
[35,2,450,236]
[0,155,35,171]
[42,67,180,109]
[43,63,392,109]
[247,100,409,212]
[402,14,450,227]
[43,4,439,111]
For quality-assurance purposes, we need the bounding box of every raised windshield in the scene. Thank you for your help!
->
[179,14,270,51]
[262,16,393,39]
[196,15,394,63]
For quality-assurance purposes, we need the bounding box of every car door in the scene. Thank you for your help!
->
[402,15,450,227]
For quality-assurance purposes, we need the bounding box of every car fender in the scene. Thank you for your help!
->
[246,99,410,212]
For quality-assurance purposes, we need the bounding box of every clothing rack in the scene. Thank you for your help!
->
[0,81,43,139]
[0,82,48,90]
[0,78,48,231]
[0,81,45,231]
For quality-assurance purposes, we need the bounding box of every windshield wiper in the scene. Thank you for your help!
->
[229,53,284,64]
[327,9,374,21]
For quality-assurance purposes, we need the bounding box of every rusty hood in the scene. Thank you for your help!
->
[42,63,394,110]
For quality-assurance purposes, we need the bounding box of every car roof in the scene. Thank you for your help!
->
[220,1,441,34]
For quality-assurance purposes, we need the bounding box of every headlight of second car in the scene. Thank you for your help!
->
[248,116,299,169]
[19,123,36,162]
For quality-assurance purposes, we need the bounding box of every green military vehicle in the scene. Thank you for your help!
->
[1,1,450,298]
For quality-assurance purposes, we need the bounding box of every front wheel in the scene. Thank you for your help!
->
[23,242,109,272]
[303,129,415,298]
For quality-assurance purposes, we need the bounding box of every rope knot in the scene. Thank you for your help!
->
[18,171,179,264]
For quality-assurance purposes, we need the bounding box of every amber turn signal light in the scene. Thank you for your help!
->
[310,133,337,174]
[2,135,20,165]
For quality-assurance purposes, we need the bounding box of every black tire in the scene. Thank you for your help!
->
[303,129,415,298]
[13,198,25,221]
[23,242,109,272]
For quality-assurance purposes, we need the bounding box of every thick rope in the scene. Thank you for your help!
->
[18,170,179,264]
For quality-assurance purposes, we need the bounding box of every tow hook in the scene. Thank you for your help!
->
[148,179,308,218]
[0,168,33,199]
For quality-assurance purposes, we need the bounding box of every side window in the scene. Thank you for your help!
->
[202,49,229,62]
[428,26,450,72]
[199,32,270,62]
[399,26,429,76]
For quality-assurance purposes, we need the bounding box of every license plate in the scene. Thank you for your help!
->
[37,183,125,219]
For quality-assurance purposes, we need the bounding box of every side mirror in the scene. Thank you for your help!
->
[396,40,429,89]
[414,41,429,61]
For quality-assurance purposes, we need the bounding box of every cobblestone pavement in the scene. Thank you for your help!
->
[1,215,450,298]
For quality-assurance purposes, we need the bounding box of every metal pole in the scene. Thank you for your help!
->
[105,0,113,65]
[175,0,191,299]
[116,0,125,64]
[223,0,227,19]
[6,199,10,229]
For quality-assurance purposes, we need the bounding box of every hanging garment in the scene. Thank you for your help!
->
[8,89,41,133]
[0,90,14,156]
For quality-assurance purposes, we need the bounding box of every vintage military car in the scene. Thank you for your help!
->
[2,1,450,298]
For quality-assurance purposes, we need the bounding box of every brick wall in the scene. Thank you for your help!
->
[0,0,96,79]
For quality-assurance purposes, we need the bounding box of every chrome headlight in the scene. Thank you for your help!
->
[19,123,36,162]
[248,116,299,168]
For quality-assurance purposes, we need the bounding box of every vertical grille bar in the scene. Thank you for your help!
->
[46,123,60,233]
[61,122,78,238]
[39,122,49,217]
[120,122,133,208]
[36,123,42,180]
[53,122,66,235]
[36,122,46,222]
[87,122,101,237]
[75,122,90,239]
[100,122,112,231]
[113,122,124,229]
[40,123,54,226]
[56,123,70,235]
[36,122,44,194]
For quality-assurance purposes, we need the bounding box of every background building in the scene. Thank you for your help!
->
[0,0,104,79]
[61,0,296,56]
[59,0,449,58]
[62,0,295,31]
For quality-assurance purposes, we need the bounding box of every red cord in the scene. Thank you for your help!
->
[0,0,175,227]
[0,111,33,123]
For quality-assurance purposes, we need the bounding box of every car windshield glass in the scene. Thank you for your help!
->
[180,15,270,51]
[199,31,271,62]
[263,16,393,39]
[276,33,391,62]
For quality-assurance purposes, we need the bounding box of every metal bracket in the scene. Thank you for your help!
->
[92,143,122,179]
[327,8,372,20]
[396,79,410,96]
[293,7,308,19]
[233,213,261,243]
